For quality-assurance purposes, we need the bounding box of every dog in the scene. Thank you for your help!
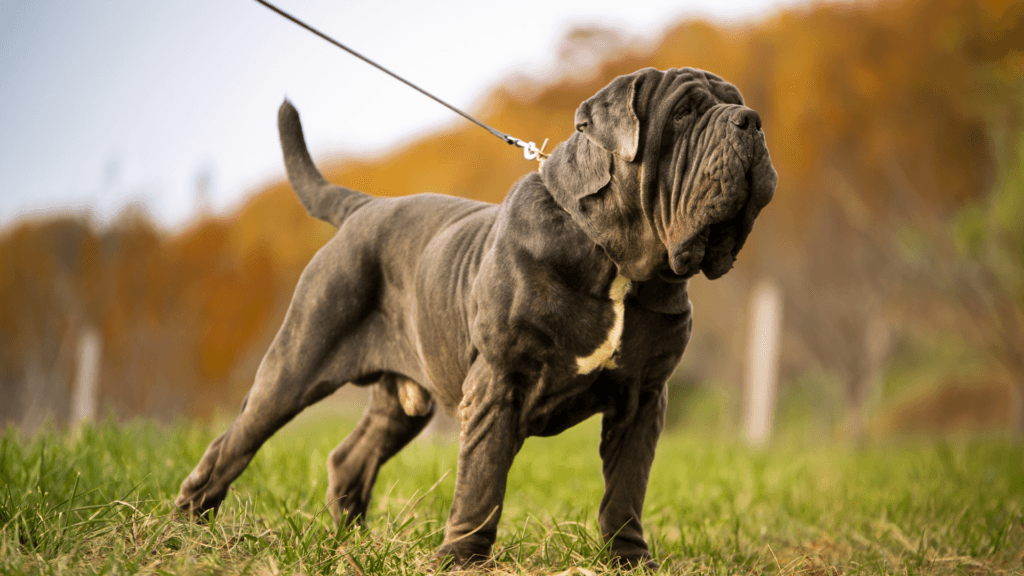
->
[175,67,777,569]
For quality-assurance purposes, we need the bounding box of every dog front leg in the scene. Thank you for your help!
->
[435,361,523,569]
[598,384,667,570]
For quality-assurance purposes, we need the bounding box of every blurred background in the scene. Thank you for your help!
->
[1,0,1022,443]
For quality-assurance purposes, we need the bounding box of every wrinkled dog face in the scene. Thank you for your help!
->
[652,71,775,280]
[545,67,777,282]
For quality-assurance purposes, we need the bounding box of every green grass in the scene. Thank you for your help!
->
[1,409,1022,575]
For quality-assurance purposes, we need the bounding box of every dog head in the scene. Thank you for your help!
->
[543,67,777,282]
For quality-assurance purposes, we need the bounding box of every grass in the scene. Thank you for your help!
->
[1,406,1022,575]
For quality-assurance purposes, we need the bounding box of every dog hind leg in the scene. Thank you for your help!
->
[175,351,350,518]
[176,234,378,518]
[326,374,434,526]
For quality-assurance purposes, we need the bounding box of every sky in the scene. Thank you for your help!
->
[0,0,815,229]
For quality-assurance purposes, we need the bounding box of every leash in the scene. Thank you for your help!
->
[254,0,549,164]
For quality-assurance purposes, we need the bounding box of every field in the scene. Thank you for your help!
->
[1,405,1022,575]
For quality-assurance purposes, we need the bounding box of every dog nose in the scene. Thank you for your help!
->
[731,108,761,130]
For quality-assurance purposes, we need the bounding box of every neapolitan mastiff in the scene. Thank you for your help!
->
[176,67,777,569]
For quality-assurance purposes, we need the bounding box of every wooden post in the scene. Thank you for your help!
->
[743,279,783,446]
[70,327,102,427]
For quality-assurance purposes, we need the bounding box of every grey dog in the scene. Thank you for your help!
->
[176,67,777,569]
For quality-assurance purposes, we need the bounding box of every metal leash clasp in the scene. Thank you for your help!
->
[523,141,541,160]
[510,138,549,162]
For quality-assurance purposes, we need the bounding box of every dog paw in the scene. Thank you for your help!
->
[432,544,492,573]
[174,491,219,523]
[611,554,660,572]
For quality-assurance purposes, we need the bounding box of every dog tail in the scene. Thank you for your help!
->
[278,99,370,227]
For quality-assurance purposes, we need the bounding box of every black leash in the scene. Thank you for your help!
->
[254,0,548,162]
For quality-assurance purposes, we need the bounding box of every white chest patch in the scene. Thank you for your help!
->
[576,275,632,375]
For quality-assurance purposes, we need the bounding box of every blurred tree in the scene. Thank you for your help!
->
[949,110,1024,436]
[888,9,1024,438]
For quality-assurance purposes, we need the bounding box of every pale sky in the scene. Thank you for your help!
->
[0,0,814,228]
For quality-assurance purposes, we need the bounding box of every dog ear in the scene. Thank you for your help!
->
[541,132,612,208]
[573,72,643,161]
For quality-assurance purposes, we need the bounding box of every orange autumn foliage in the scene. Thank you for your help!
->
[1,0,1021,425]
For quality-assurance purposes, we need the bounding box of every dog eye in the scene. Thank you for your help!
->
[673,108,692,123]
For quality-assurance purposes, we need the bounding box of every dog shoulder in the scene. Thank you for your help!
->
[496,173,599,265]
